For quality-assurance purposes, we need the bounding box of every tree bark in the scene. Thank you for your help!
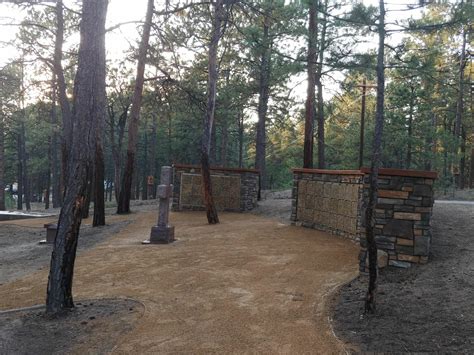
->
[220,123,228,167]
[255,3,273,189]
[365,0,385,314]
[470,147,474,189]
[238,111,244,168]
[316,1,327,169]
[149,113,157,198]
[454,27,466,138]
[22,126,31,211]
[168,111,172,163]
[93,135,105,226]
[81,173,92,219]
[93,59,107,226]
[117,0,154,214]
[54,0,73,200]
[50,76,61,208]
[210,121,217,165]
[406,86,415,169]
[17,120,30,211]
[142,129,148,200]
[425,113,436,171]
[201,0,226,225]
[443,116,448,194]
[0,115,4,210]
[359,79,367,168]
[303,0,317,169]
[16,128,23,210]
[459,126,466,189]
[108,103,128,204]
[46,0,108,314]
[46,128,52,210]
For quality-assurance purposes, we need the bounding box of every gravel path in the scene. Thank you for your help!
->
[0,209,358,353]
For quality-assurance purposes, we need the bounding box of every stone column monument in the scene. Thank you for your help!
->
[143,166,175,244]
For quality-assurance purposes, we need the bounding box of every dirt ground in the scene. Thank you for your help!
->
[435,188,474,201]
[332,203,474,353]
[3,196,471,353]
[0,217,129,284]
[0,201,359,353]
[0,298,143,354]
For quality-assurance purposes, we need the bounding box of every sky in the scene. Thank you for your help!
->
[0,0,425,102]
[0,0,149,66]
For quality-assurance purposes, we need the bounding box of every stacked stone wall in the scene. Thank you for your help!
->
[359,168,437,270]
[291,168,437,269]
[172,164,260,212]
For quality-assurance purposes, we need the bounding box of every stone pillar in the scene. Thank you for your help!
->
[143,166,175,244]
[39,223,57,244]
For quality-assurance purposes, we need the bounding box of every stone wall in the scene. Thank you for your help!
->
[291,168,437,268]
[172,164,260,212]
[359,168,437,270]
[291,169,364,239]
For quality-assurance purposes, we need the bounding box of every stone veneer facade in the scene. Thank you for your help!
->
[291,168,437,269]
[172,164,260,212]
[291,169,364,238]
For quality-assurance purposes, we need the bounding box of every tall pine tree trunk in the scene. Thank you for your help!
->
[46,0,108,314]
[454,27,466,138]
[459,127,466,189]
[46,133,51,210]
[220,123,228,167]
[51,76,61,208]
[149,113,157,198]
[54,0,72,201]
[16,129,23,210]
[406,86,414,169]
[168,110,172,163]
[142,129,148,200]
[455,28,467,187]
[365,0,385,314]
[0,115,4,211]
[117,0,154,214]
[93,70,106,225]
[303,0,317,169]
[316,77,325,168]
[109,104,128,204]
[255,3,272,189]
[93,135,105,226]
[425,113,436,171]
[470,148,474,189]
[82,173,92,219]
[316,0,327,169]
[201,0,225,225]
[210,122,217,165]
[22,128,31,211]
[238,111,244,168]
[16,120,30,210]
